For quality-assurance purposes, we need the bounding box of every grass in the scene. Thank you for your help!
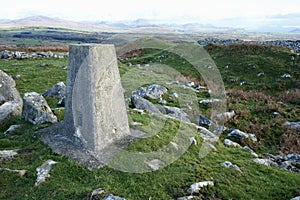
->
[1,43,300,199]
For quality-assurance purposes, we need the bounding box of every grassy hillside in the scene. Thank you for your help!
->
[0,43,300,199]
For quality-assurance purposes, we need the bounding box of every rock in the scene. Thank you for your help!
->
[227,129,249,139]
[89,188,105,200]
[21,92,57,124]
[3,124,22,135]
[189,137,197,145]
[132,84,168,99]
[243,146,258,157]
[279,161,300,173]
[281,73,291,78]
[249,134,257,142]
[43,82,66,98]
[187,181,214,194]
[205,142,218,152]
[257,72,264,77]
[56,96,65,107]
[169,92,179,98]
[291,196,300,200]
[103,194,126,200]
[252,158,278,167]
[166,80,179,85]
[0,150,18,162]
[0,102,23,125]
[0,70,23,125]
[284,121,300,130]
[145,159,161,171]
[159,106,190,123]
[170,142,179,150]
[286,153,300,163]
[223,139,241,148]
[177,196,200,200]
[158,98,167,105]
[0,168,27,176]
[197,114,212,127]
[35,160,57,186]
[220,161,242,172]
[131,95,161,113]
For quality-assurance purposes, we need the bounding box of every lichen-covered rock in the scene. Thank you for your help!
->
[132,84,168,99]
[220,161,242,172]
[43,82,66,98]
[22,92,57,124]
[131,94,161,113]
[223,139,241,148]
[159,106,190,123]
[35,160,57,186]
[0,70,23,125]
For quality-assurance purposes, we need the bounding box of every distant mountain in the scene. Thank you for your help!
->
[0,16,117,32]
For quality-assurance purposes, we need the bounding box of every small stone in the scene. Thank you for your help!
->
[227,129,249,139]
[243,146,258,157]
[35,160,57,186]
[223,139,241,148]
[145,159,161,171]
[3,124,22,135]
[252,158,278,167]
[220,161,242,172]
[0,150,18,162]
[103,194,126,200]
[187,181,214,194]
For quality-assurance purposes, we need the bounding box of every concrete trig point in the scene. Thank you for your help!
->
[65,44,131,152]
[38,44,131,169]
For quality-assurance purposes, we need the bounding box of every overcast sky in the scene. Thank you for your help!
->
[1,0,300,24]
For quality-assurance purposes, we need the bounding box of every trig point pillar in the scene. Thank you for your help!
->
[64,44,131,152]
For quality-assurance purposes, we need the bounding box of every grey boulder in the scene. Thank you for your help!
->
[43,82,66,98]
[0,70,23,125]
[131,94,161,113]
[22,92,57,124]
[132,84,168,99]
[159,106,190,123]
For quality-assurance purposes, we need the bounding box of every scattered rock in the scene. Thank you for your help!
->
[159,106,190,123]
[220,161,242,172]
[0,168,27,176]
[145,159,161,171]
[131,95,161,113]
[166,80,179,85]
[252,158,278,167]
[284,121,300,130]
[177,196,200,200]
[21,92,57,124]
[243,146,258,157]
[187,181,214,194]
[197,114,212,127]
[0,70,23,125]
[103,194,126,200]
[43,82,66,98]
[0,150,18,162]
[227,129,249,139]
[89,188,105,200]
[257,72,264,77]
[291,196,300,200]
[286,153,300,163]
[132,84,168,100]
[35,160,57,186]
[281,73,291,78]
[3,124,22,135]
[189,137,197,145]
[56,96,65,107]
[223,139,241,148]
[169,92,179,98]
[249,134,257,142]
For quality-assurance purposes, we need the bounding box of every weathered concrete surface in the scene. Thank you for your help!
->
[65,44,131,152]
[37,44,132,169]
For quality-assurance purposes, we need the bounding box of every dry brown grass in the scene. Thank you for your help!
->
[278,89,300,105]
[280,127,300,154]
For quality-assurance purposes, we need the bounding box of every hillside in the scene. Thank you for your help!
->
[0,42,300,199]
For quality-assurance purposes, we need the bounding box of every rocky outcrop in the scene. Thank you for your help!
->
[21,92,57,124]
[0,70,23,125]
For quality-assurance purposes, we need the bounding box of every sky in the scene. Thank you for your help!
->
[1,0,300,25]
